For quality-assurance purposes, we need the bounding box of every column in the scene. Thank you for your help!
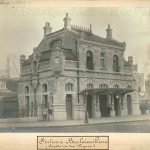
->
[74,94,85,120]
[107,95,110,104]
[99,95,102,117]
[110,95,115,117]
[120,95,128,116]
[117,96,121,116]
[37,103,43,121]
[131,91,141,115]
[107,95,112,117]
[93,95,101,118]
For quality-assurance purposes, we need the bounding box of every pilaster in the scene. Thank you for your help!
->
[120,95,128,116]
[131,92,141,115]
[110,95,115,117]
[93,95,101,118]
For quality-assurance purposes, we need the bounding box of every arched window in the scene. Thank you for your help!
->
[25,86,29,94]
[100,52,106,69]
[114,84,119,88]
[51,39,62,48]
[42,84,48,108]
[87,83,94,89]
[65,83,74,91]
[42,95,48,108]
[71,83,73,91]
[42,84,47,92]
[138,86,141,92]
[68,83,71,91]
[113,55,119,72]
[86,51,94,70]
[99,84,108,88]
[127,85,132,89]
[65,83,68,91]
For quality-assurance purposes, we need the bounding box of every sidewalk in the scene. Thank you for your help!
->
[0,114,150,128]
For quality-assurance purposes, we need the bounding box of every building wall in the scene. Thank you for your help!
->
[18,29,141,121]
[133,73,145,93]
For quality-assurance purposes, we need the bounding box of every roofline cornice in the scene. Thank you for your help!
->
[79,39,125,50]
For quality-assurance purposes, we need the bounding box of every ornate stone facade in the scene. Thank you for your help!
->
[18,13,141,121]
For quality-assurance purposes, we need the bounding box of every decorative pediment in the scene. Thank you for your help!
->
[64,78,75,84]
[84,78,95,86]
[48,80,56,92]
[40,78,48,85]
[24,81,31,88]
[31,79,39,90]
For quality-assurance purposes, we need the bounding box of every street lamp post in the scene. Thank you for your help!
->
[83,89,89,124]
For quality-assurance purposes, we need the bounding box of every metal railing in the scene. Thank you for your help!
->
[0,104,53,119]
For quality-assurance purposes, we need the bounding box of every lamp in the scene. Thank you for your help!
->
[116,95,119,99]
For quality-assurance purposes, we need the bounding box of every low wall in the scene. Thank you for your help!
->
[0,117,38,123]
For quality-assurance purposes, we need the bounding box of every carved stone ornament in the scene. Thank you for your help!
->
[48,80,56,92]
[31,79,39,90]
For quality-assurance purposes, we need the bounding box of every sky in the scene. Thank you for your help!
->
[0,7,150,78]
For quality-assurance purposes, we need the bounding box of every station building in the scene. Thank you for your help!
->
[18,13,141,121]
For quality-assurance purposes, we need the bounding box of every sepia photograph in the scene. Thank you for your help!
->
[0,1,150,149]
[0,6,150,133]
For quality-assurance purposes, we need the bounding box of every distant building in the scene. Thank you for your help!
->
[0,77,18,118]
[130,57,145,96]
[145,75,150,100]
[139,47,150,114]
[18,13,141,121]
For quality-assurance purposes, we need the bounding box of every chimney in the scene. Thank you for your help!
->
[43,22,52,37]
[63,13,71,30]
[128,56,133,66]
[106,24,112,39]
[90,24,92,33]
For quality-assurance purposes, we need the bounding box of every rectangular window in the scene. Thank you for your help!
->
[100,59,105,68]
[25,96,29,117]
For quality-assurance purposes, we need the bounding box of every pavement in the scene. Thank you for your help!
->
[0,114,150,128]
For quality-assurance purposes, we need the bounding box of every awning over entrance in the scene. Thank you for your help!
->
[79,88,136,95]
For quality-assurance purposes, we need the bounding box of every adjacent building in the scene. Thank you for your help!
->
[0,77,18,118]
[18,13,141,121]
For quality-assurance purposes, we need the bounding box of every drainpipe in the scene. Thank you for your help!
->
[33,89,37,117]
[76,40,80,103]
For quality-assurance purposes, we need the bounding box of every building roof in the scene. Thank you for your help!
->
[23,55,32,66]
[80,88,136,95]
[72,28,124,47]
[62,48,77,61]
[23,48,77,66]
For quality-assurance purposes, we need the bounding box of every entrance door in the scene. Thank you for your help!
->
[127,95,132,115]
[66,95,73,120]
[25,96,29,117]
[87,95,92,118]
[99,95,107,117]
